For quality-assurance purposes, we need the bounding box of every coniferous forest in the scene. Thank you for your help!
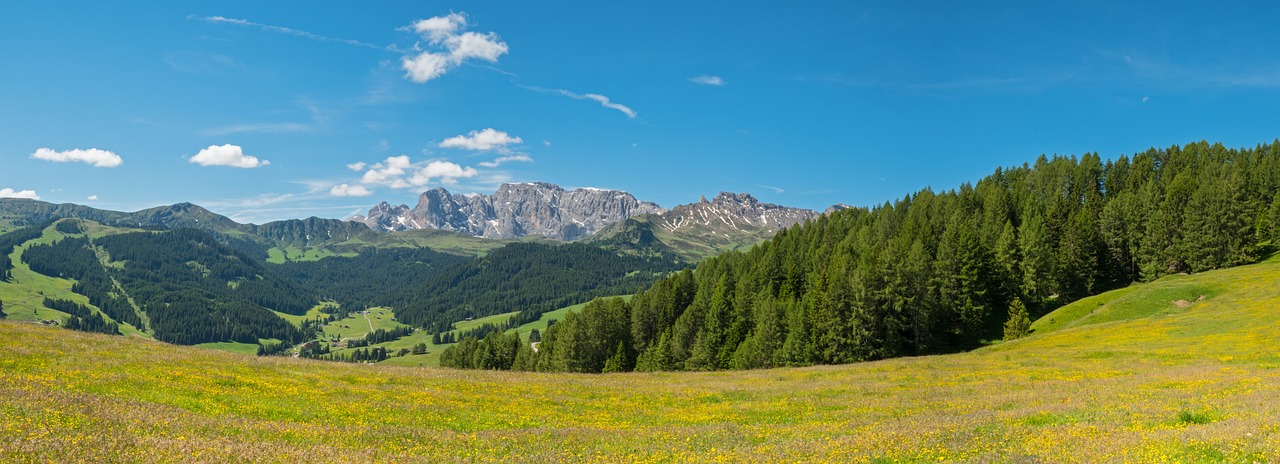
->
[444,140,1280,372]
[273,241,679,331]
[21,229,310,345]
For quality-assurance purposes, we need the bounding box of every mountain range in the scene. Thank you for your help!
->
[352,182,820,261]
[357,182,662,239]
[1,182,823,263]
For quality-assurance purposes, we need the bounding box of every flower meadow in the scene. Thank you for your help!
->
[5,257,1280,462]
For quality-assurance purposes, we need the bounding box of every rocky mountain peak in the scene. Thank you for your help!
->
[655,192,818,235]
[824,204,853,215]
[711,192,759,206]
[361,182,665,240]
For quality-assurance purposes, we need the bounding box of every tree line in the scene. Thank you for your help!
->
[442,140,1280,372]
[43,297,120,335]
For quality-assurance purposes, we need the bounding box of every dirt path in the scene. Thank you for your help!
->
[362,313,375,334]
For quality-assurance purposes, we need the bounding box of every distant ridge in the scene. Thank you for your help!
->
[587,191,819,261]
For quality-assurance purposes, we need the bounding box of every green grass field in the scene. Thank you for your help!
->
[265,246,358,264]
[335,310,521,367]
[192,341,262,355]
[320,307,404,340]
[270,303,334,328]
[6,255,1280,461]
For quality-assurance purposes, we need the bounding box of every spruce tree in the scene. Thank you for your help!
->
[1003,298,1031,341]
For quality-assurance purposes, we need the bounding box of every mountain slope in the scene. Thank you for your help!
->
[586,192,819,262]
[4,253,1279,461]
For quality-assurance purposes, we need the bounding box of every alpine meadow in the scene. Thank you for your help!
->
[5,2,1280,463]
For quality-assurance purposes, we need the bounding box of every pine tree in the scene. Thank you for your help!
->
[1268,192,1280,242]
[1003,298,1031,341]
[602,341,630,373]
[1019,212,1055,304]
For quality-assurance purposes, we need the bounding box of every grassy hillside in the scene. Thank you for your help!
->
[5,256,1280,461]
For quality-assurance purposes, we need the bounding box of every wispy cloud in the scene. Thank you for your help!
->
[329,184,373,197]
[200,122,312,136]
[756,184,785,194]
[689,75,725,86]
[1106,49,1280,89]
[517,84,638,118]
[477,155,532,168]
[198,191,371,224]
[164,51,247,75]
[200,15,393,51]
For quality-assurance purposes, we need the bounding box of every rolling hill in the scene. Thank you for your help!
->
[3,251,1279,461]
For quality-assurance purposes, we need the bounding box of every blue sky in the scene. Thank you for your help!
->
[3,2,1280,223]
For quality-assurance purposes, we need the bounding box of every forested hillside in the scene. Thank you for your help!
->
[446,140,1280,372]
[21,228,311,345]
[271,247,471,317]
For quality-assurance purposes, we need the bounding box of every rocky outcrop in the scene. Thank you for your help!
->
[824,204,853,215]
[361,182,666,240]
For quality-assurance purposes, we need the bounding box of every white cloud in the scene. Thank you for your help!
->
[31,148,123,168]
[402,52,451,83]
[359,156,478,189]
[518,85,638,118]
[189,144,270,168]
[87,195,99,201]
[347,161,367,171]
[689,75,726,86]
[439,128,522,152]
[410,160,479,186]
[0,188,39,200]
[543,140,551,147]
[411,13,465,41]
[583,94,637,118]
[329,184,373,197]
[361,155,412,185]
[401,12,508,83]
[446,31,508,62]
[478,155,533,168]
